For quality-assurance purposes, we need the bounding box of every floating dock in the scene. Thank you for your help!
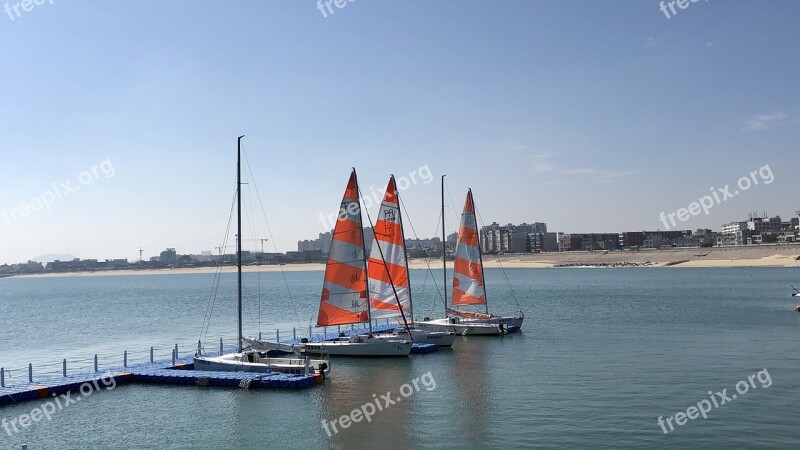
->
[1,322,441,407]
[0,353,322,408]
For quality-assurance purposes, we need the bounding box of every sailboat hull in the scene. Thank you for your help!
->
[194,352,330,377]
[415,319,511,336]
[375,327,456,347]
[483,316,524,329]
[297,338,412,357]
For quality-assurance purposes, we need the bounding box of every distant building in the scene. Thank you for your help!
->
[576,233,619,251]
[159,248,177,264]
[641,234,662,249]
[719,214,792,246]
[618,230,693,249]
[510,231,529,253]
[406,237,442,257]
[298,231,334,254]
[481,222,547,253]
[557,233,583,252]
[0,260,44,275]
[529,232,558,253]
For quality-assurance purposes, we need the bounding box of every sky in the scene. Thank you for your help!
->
[1,0,798,264]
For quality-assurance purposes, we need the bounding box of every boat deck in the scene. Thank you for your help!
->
[275,323,439,354]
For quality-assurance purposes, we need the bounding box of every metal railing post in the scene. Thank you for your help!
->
[63,359,67,377]
[293,327,296,340]
[219,337,223,356]
[150,347,154,363]
[172,348,176,366]
[1,367,4,387]
[276,329,280,342]
[258,331,262,340]
[28,363,32,383]
[124,351,128,368]
[174,344,178,359]
[94,355,98,373]
[308,325,312,340]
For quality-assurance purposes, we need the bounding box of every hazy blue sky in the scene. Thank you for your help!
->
[1,0,798,264]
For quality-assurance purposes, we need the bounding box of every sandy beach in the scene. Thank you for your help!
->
[458,245,800,269]
[11,245,800,279]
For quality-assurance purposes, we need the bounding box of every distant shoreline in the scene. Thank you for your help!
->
[471,245,800,269]
[7,246,800,279]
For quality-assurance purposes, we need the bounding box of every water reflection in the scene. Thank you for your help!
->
[318,358,413,447]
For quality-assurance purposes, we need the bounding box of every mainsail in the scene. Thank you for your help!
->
[317,170,370,326]
[451,189,486,307]
[367,176,413,322]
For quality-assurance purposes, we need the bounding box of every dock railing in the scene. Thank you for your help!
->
[0,318,397,388]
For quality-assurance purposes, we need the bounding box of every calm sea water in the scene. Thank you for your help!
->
[1,267,799,449]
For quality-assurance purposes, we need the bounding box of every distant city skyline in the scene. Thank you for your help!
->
[1,1,799,265]
[5,208,799,267]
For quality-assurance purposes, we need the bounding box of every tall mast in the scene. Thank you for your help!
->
[470,189,490,315]
[237,135,244,353]
[441,175,447,318]
[353,168,373,334]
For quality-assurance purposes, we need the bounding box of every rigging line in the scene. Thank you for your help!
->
[241,163,263,332]
[241,202,258,334]
[200,182,235,339]
[474,204,523,312]
[199,181,238,343]
[201,197,234,342]
[241,149,302,327]
[240,170,262,334]
[444,181,460,236]
[398,196,447,314]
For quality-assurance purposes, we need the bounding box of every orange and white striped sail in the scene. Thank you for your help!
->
[367,176,413,322]
[317,170,370,326]
[451,189,486,306]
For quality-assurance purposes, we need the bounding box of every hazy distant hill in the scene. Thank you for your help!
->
[30,254,77,263]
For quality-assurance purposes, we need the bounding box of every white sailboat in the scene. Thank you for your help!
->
[294,169,413,357]
[368,175,455,347]
[416,177,524,336]
[193,136,330,377]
